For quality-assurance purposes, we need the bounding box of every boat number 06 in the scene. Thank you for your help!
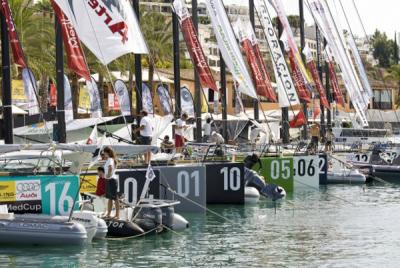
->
[177,170,200,197]
[45,182,74,216]
[295,159,315,177]
[220,167,241,191]
[270,160,291,180]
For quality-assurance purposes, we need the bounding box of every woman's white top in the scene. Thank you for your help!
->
[104,158,116,180]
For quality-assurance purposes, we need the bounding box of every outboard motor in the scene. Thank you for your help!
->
[244,168,286,201]
[133,206,162,232]
[161,205,175,229]
[244,154,261,169]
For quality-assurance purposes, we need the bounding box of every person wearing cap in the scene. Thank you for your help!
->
[135,110,153,164]
[161,135,174,154]
[175,113,189,153]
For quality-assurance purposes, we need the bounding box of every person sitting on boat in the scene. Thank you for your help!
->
[175,113,189,153]
[202,117,212,142]
[309,123,320,154]
[103,146,120,219]
[211,131,225,157]
[325,128,334,153]
[135,110,153,164]
[161,135,174,154]
[96,167,106,197]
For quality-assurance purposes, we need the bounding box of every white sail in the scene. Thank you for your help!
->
[21,68,39,115]
[205,0,257,99]
[54,0,148,64]
[64,75,73,122]
[254,0,300,107]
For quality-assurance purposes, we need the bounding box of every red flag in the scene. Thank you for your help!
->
[290,110,306,128]
[241,38,272,100]
[180,17,218,91]
[0,0,26,67]
[51,1,91,81]
[306,60,329,109]
[252,43,277,102]
[328,61,345,106]
[50,84,57,107]
[288,51,311,103]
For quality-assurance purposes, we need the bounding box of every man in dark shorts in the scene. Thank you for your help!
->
[135,110,153,164]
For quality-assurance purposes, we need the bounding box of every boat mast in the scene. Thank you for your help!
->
[192,0,202,142]
[277,20,290,144]
[220,53,228,141]
[324,39,332,129]
[316,25,325,135]
[172,2,181,119]
[1,10,13,144]
[249,0,259,121]
[133,0,142,131]
[299,0,308,140]
[55,14,66,143]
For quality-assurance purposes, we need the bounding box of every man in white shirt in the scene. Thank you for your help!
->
[202,117,212,142]
[135,110,153,164]
[175,113,189,153]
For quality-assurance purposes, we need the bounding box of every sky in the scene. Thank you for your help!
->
[221,0,400,38]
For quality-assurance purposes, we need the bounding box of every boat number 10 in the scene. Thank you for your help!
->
[220,167,241,191]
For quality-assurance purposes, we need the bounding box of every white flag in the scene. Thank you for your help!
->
[64,75,73,122]
[145,164,156,182]
[205,0,257,99]
[86,125,98,145]
[54,0,148,64]
[86,78,102,118]
[255,0,300,107]
[21,68,40,115]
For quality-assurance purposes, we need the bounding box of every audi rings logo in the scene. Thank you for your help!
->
[16,182,40,194]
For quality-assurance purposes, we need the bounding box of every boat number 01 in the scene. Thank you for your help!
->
[270,160,291,180]
[45,182,74,216]
[295,159,315,177]
[220,167,241,191]
[177,170,200,197]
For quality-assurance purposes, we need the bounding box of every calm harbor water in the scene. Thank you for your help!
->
[1,184,400,267]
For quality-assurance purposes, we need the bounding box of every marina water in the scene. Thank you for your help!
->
[1,184,400,267]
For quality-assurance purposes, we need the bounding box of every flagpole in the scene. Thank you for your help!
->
[55,14,66,143]
[249,0,259,121]
[324,39,332,129]
[133,0,142,129]
[299,0,308,141]
[192,0,202,142]
[172,4,181,119]
[220,53,228,141]
[316,26,325,136]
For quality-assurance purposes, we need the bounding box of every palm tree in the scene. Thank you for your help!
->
[386,65,400,107]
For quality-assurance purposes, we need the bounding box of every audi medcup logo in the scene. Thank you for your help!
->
[15,180,41,201]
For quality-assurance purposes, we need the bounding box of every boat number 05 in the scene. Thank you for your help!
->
[45,182,74,216]
[220,167,241,191]
[177,170,200,197]
[270,160,291,180]
[295,159,315,177]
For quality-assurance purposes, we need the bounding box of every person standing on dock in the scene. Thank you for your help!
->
[203,117,212,142]
[309,123,320,154]
[135,110,153,164]
[175,113,189,153]
[325,128,334,153]
[103,146,120,219]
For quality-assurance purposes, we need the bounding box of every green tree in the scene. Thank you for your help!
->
[386,64,400,107]
[371,29,395,68]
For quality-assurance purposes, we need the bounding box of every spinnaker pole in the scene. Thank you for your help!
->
[0,10,12,144]
[192,0,202,142]
[55,14,66,143]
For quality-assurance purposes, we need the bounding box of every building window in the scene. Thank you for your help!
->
[373,89,392,109]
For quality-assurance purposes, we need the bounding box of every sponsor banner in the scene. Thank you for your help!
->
[288,50,311,103]
[21,68,40,115]
[156,84,173,115]
[64,75,74,121]
[0,175,79,215]
[328,61,345,106]
[290,110,306,128]
[53,0,148,64]
[205,0,257,99]
[142,83,154,114]
[80,174,98,193]
[0,0,27,67]
[114,79,131,116]
[108,93,120,111]
[180,86,195,117]
[173,0,218,92]
[52,1,91,81]
[86,77,102,118]
[254,0,299,107]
